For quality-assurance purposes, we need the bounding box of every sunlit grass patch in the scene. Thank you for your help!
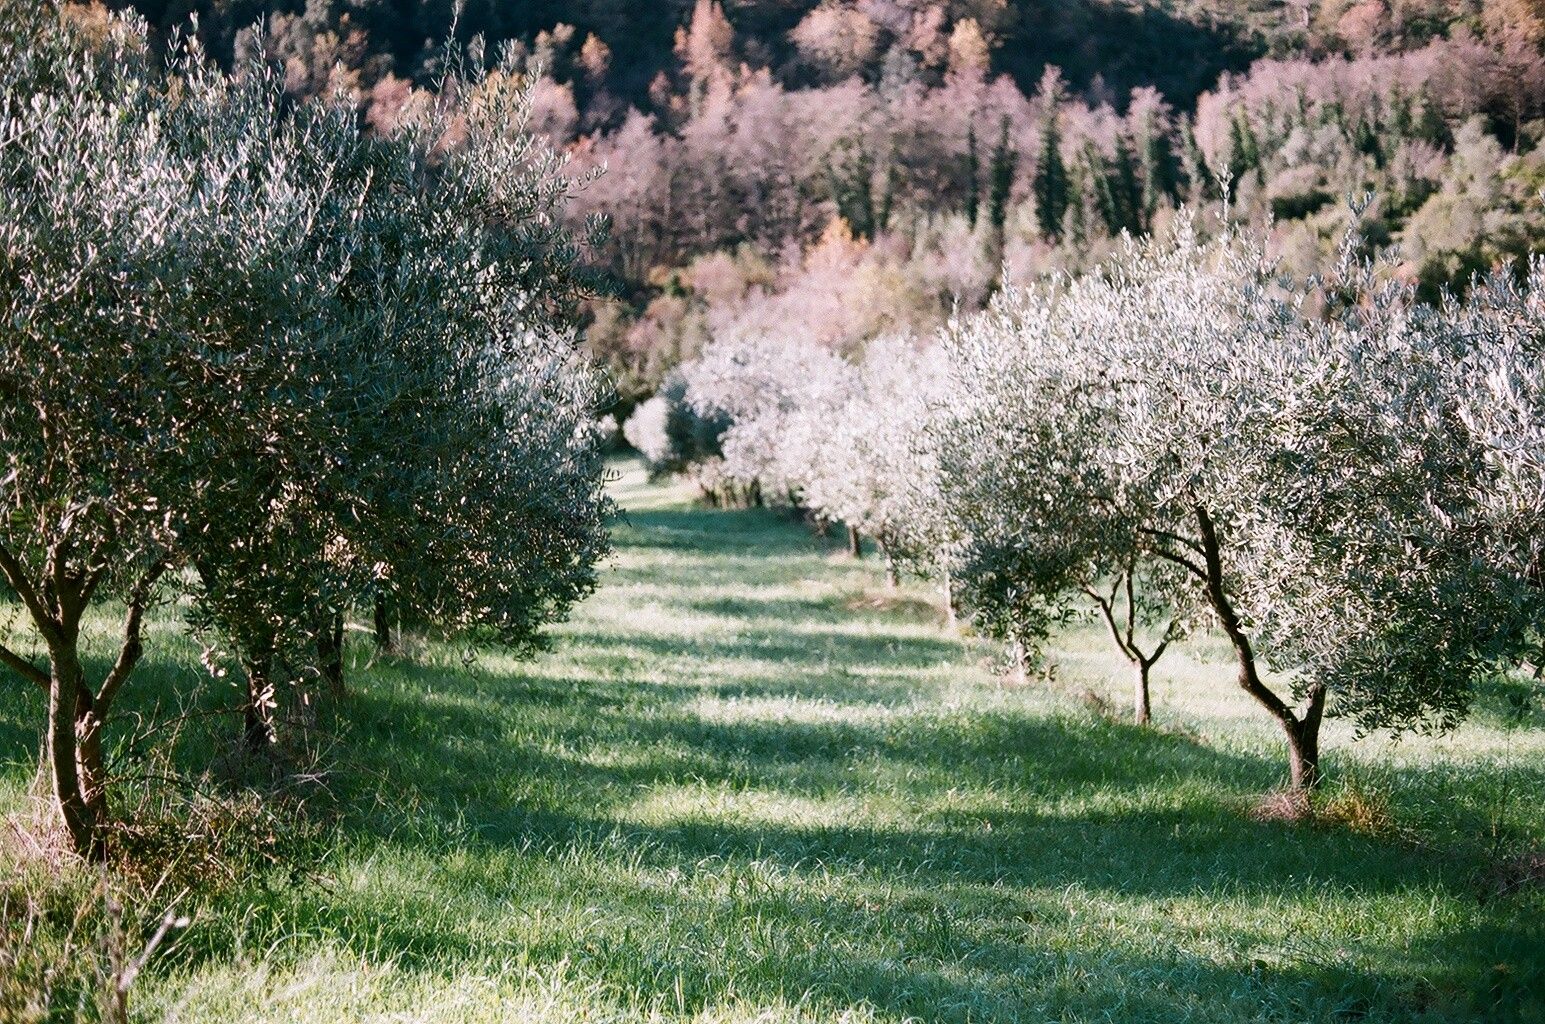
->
[2,458,1542,1023]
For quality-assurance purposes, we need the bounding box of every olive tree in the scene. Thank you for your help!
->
[0,6,359,852]
[312,55,612,683]
[621,371,735,500]
[1440,259,1545,669]
[0,8,611,854]
[187,45,613,746]
[683,328,856,513]
[622,393,677,472]
[936,218,1519,788]
[801,336,950,587]
[932,273,1187,693]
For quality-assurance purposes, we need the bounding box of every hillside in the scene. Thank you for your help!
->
[111,0,1467,112]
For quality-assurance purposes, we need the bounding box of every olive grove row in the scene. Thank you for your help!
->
[627,215,1545,792]
[0,5,611,858]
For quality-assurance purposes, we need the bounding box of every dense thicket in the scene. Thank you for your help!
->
[0,3,610,858]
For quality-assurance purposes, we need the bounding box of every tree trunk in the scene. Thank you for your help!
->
[1284,683,1326,792]
[242,646,277,754]
[74,686,108,822]
[1134,661,1152,726]
[942,569,957,630]
[1191,505,1325,793]
[847,525,862,559]
[318,611,346,699]
[373,593,393,654]
[47,644,100,859]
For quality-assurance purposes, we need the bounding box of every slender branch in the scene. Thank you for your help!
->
[0,538,57,643]
[1083,583,1138,664]
[1122,571,1139,651]
[47,512,82,622]
[94,563,167,715]
[1138,526,1205,556]
[77,532,117,609]
[1192,504,1297,726]
[1147,544,1207,581]
[0,641,47,691]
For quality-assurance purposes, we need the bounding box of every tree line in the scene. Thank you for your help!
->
[90,2,1545,420]
[630,212,1545,793]
[565,1,1544,414]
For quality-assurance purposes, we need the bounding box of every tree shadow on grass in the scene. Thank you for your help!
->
[553,627,969,682]
[615,507,827,559]
[182,676,1545,1021]
[326,669,1481,902]
[9,492,1545,1021]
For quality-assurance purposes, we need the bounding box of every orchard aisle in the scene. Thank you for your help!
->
[140,460,1543,1023]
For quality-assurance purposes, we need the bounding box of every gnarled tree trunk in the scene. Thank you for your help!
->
[47,644,99,858]
[74,686,108,822]
[241,637,278,753]
[373,592,394,653]
[1285,683,1326,791]
[1191,505,1325,793]
[317,610,346,700]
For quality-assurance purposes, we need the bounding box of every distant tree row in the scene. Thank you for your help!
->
[637,215,1545,794]
[0,4,611,859]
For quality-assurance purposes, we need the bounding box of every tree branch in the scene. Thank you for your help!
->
[1123,570,1139,652]
[1083,583,1138,664]
[0,538,57,644]
[94,564,166,714]
[0,641,48,691]
[1138,526,1205,556]
[1147,544,1207,581]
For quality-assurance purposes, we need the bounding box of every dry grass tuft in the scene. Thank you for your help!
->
[1316,778,1397,838]
[1250,789,1313,824]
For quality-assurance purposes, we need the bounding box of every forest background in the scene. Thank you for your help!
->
[111,0,1545,411]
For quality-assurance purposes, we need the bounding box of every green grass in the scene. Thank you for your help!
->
[3,459,1544,1022]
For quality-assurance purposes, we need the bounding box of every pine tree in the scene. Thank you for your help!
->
[1033,102,1068,240]
[1180,122,1210,200]
[987,116,1018,235]
[1227,113,1260,184]
[1134,111,1178,229]
[1354,118,1383,167]
[827,140,877,239]
[1415,88,1449,146]
[1109,135,1143,234]
[964,124,981,228]
[1389,84,1413,141]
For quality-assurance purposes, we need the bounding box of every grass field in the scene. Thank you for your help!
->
[3,460,1544,1023]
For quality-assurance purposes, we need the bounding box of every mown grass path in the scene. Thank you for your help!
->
[7,462,1545,1022]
